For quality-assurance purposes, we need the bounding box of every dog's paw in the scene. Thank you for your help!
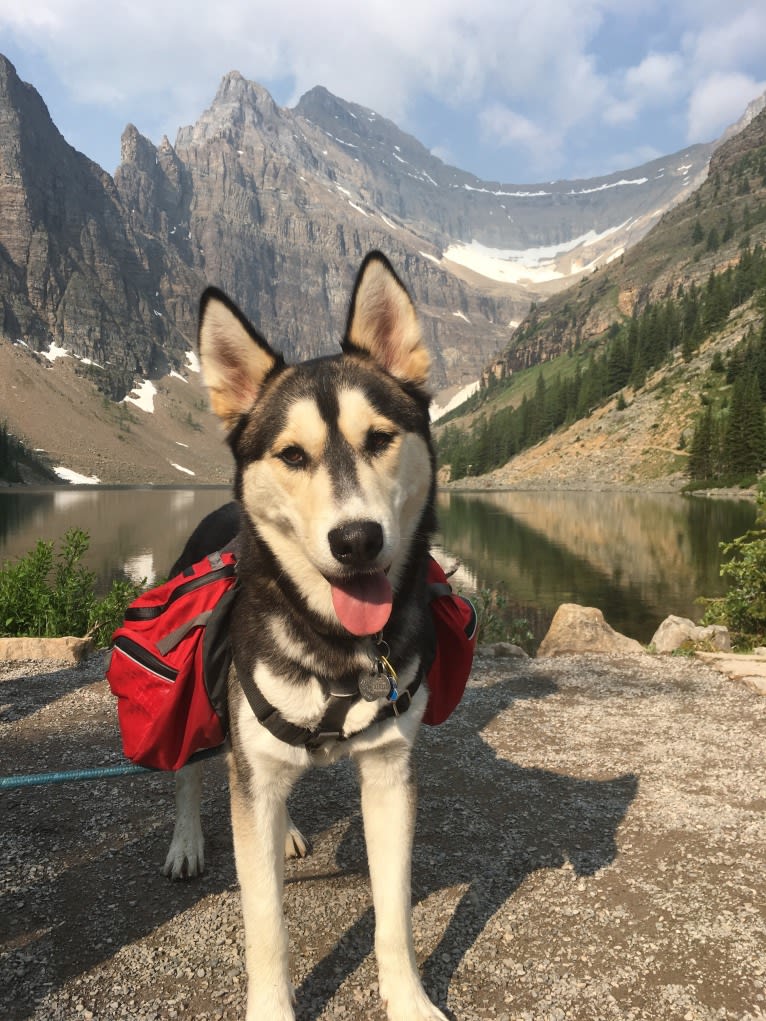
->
[381,978,449,1021]
[384,998,449,1021]
[284,810,310,859]
[284,823,311,859]
[162,833,205,880]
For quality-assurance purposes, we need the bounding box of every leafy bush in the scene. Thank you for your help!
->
[0,528,143,646]
[701,488,766,649]
[474,585,535,652]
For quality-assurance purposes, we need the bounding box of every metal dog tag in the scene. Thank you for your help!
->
[359,666,393,702]
[359,654,399,702]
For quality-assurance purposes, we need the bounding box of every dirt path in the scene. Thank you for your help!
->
[1,649,764,1021]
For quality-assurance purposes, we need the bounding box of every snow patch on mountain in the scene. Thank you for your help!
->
[123,379,157,413]
[431,380,481,422]
[53,466,101,484]
[43,342,70,363]
[443,223,629,284]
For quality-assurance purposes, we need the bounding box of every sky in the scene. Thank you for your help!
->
[0,1,765,185]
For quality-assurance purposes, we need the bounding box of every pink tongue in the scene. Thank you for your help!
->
[331,571,393,636]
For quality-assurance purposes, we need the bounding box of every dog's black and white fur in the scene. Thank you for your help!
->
[162,253,447,1020]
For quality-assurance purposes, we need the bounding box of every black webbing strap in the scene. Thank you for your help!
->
[236,662,423,750]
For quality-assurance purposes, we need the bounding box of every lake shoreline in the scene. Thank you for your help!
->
[444,479,758,501]
[2,487,757,647]
[0,477,759,503]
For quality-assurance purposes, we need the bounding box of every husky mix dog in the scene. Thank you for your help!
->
[162,252,448,1021]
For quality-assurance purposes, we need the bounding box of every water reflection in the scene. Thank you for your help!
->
[0,486,755,645]
[0,487,233,592]
[436,490,756,643]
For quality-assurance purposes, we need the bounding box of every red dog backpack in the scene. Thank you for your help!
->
[106,551,237,771]
[423,557,478,725]
[107,550,476,770]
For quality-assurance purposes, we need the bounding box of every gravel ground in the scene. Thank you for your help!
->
[1,648,764,1021]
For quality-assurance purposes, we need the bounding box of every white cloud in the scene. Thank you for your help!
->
[625,52,684,100]
[479,103,561,175]
[0,2,612,135]
[603,99,638,127]
[0,1,764,181]
[685,6,766,73]
[687,71,766,142]
[603,52,684,130]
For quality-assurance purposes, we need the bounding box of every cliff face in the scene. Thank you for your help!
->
[114,72,522,386]
[0,57,719,399]
[0,58,201,394]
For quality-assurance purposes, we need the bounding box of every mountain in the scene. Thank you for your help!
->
[0,59,198,396]
[437,106,766,491]
[492,106,766,375]
[0,56,739,483]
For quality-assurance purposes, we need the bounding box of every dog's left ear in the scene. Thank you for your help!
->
[343,252,430,387]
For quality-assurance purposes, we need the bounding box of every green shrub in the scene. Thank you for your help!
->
[0,528,143,645]
[474,585,535,652]
[701,487,766,649]
[89,577,146,648]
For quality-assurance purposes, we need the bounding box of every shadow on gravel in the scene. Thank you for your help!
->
[1,669,638,1021]
[0,756,235,1021]
[292,670,639,1020]
[0,657,107,723]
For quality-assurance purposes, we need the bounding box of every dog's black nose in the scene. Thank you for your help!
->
[328,520,384,567]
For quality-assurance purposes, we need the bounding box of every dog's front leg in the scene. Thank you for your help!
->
[163,761,205,879]
[356,744,448,1021]
[230,759,300,1021]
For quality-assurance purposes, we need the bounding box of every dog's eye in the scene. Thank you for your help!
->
[366,429,396,456]
[277,445,308,468]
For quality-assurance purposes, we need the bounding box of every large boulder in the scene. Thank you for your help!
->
[0,636,94,664]
[650,615,730,654]
[537,604,644,658]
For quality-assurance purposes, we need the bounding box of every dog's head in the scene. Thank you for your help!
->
[198,252,435,637]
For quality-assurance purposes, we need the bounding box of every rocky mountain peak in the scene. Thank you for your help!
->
[120,123,157,166]
[176,69,282,148]
[295,85,422,151]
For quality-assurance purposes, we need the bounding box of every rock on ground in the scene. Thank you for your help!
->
[1,649,765,1021]
[537,603,644,658]
[0,636,94,664]
[650,615,731,654]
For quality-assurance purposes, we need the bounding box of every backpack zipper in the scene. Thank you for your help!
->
[113,636,179,682]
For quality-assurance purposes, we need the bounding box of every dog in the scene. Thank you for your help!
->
[162,252,447,1021]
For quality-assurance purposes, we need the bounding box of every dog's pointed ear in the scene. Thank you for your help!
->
[198,287,283,430]
[343,252,430,387]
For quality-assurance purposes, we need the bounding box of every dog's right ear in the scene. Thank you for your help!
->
[197,287,283,431]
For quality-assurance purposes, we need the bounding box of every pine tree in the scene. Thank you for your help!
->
[607,334,631,393]
[687,404,717,481]
[723,375,766,478]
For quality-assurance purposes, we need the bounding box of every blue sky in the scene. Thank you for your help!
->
[0,1,764,184]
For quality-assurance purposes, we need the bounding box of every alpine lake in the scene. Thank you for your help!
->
[0,486,757,646]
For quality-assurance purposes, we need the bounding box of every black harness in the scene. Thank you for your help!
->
[226,530,436,750]
[236,660,423,750]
